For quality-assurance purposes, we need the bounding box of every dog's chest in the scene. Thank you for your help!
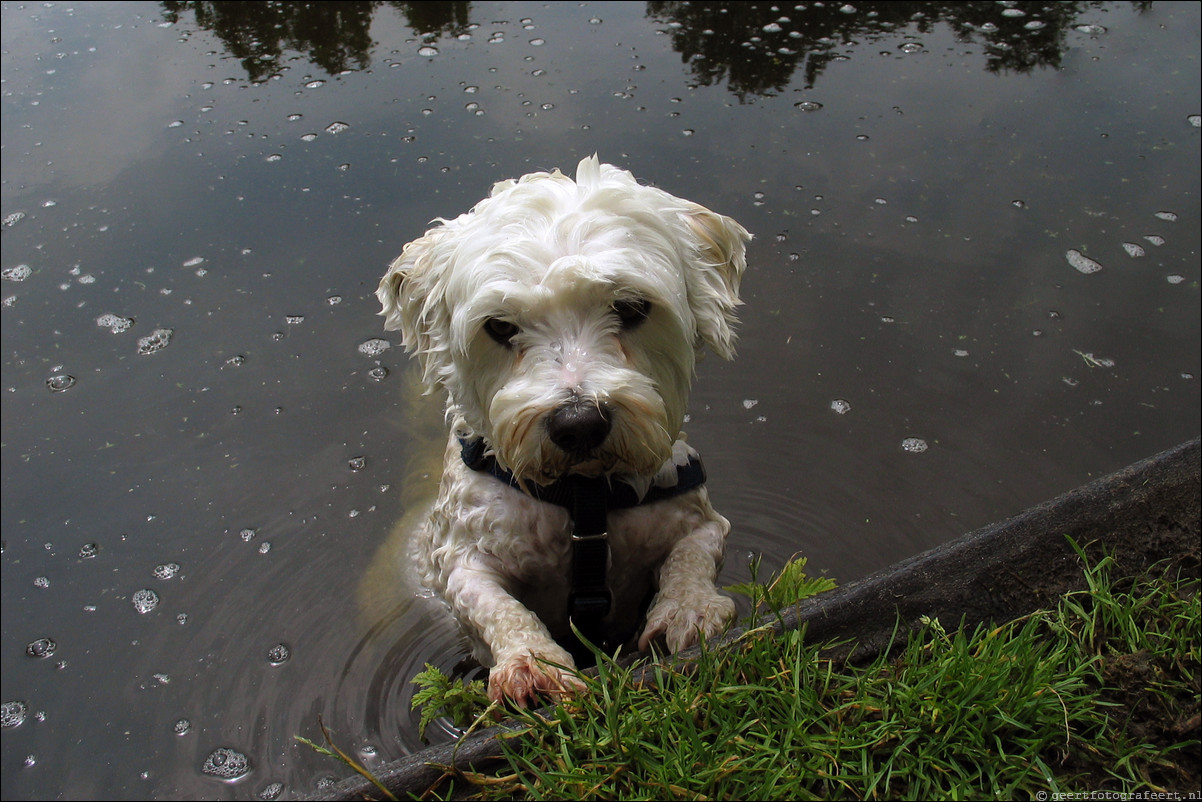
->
[478,492,684,585]
[496,498,692,639]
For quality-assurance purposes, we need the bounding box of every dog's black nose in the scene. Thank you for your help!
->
[547,400,612,454]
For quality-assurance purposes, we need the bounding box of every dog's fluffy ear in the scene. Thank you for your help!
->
[376,229,454,388]
[680,206,751,361]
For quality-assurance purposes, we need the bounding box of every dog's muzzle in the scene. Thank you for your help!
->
[546,398,611,455]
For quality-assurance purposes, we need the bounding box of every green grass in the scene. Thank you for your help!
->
[410,548,1199,800]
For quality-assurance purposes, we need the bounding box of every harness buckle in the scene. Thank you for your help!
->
[570,530,609,542]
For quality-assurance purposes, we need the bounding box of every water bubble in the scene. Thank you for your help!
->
[79,543,99,559]
[137,328,174,355]
[1011,200,1027,209]
[173,718,192,736]
[240,528,257,542]
[33,576,50,588]
[418,46,439,57]
[258,781,285,800]
[46,374,76,393]
[742,399,759,410]
[830,399,851,415]
[1074,350,1115,368]
[901,437,928,453]
[367,366,389,381]
[286,113,303,122]
[1,701,28,728]
[793,101,823,112]
[324,121,350,135]
[326,295,342,305]
[3,212,27,228]
[1024,20,1046,30]
[153,673,170,685]
[265,153,283,163]
[1001,7,1026,17]
[258,542,271,554]
[305,79,325,89]
[177,612,189,624]
[182,256,205,268]
[1153,211,1178,222]
[953,349,970,358]
[97,314,134,333]
[132,588,160,614]
[266,643,291,665]
[1189,115,1201,128]
[358,338,391,357]
[284,315,305,325]
[224,355,246,368]
[899,42,922,53]
[2,264,32,281]
[301,133,318,142]
[153,563,180,580]
[1075,24,1107,35]
[529,38,545,46]
[348,456,366,471]
[1121,242,1145,258]
[202,747,251,781]
[1166,274,1185,285]
[26,638,56,658]
[1065,249,1102,274]
[1143,235,1165,246]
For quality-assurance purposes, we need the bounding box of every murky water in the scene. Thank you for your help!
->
[2,1,1198,798]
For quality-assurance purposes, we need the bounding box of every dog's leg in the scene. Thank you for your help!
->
[444,565,585,706]
[638,518,735,652]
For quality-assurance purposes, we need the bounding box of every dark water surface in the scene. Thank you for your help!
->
[2,1,1198,798]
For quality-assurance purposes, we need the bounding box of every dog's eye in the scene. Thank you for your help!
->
[483,318,519,346]
[612,298,651,329]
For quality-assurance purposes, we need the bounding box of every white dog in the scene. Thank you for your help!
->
[377,156,750,706]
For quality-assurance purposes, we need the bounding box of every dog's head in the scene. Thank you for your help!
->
[377,155,750,484]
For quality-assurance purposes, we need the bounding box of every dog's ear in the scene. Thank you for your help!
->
[680,206,751,361]
[376,229,454,388]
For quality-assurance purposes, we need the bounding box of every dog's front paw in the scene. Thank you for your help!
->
[488,651,586,708]
[639,592,735,652]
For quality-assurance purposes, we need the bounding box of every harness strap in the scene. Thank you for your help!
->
[459,437,707,509]
[567,476,612,648]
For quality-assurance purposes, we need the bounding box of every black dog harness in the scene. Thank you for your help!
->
[459,437,707,651]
